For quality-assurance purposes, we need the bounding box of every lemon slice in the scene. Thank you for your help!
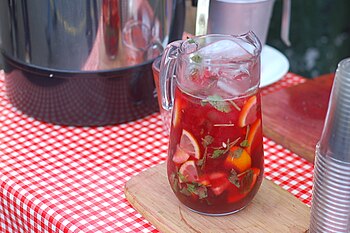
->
[172,146,190,164]
[178,160,199,183]
[179,129,200,159]
[238,95,257,127]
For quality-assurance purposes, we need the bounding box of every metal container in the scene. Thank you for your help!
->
[207,0,275,46]
[0,0,185,126]
[194,0,291,46]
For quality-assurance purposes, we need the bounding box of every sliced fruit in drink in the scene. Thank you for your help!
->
[239,168,260,195]
[208,172,230,196]
[246,119,262,154]
[172,145,190,164]
[227,168,260,203]
[178,160,199,183]
[224,146,251,173]
[179,129,200,159]
[172,98,182,127]
[238,95,257,127]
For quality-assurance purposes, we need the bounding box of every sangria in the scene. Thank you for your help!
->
[161,33,264,215]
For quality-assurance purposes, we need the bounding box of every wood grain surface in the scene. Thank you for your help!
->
[262,74,334,163]
[124,163,310,233]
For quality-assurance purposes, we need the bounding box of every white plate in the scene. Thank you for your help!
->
[260,45,290,87]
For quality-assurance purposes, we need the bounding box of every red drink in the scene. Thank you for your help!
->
[167,84,264,215]
[160,33,263,215]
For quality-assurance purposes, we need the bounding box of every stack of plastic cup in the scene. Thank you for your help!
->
[310,58,350,232]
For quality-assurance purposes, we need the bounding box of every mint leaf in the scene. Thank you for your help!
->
[170,173,179,192]
[203,95,231,113]
[240,125,250,147]
[240,139,250,148]
[196,155,205,166]
[211,149,226,159]
[240,169,254,193]
[188,38,196,44]
[197,147,207,169]
[187,183,208,199]
[178,172,187,183]
[191,54,202,63]
[229,147,243,159]
[202,135,214,147]
[228,169,240,188]
[187,183,197,194]
[197,186,208,199]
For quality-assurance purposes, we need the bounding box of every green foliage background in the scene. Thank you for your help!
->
[267,0,350,78]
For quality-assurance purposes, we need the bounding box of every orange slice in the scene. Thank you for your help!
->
[224,146,251,173]
[246,119,262,154]
[179,129,200,159]
[178,160,199,183]
[238,95,257,127]
[172,98,182,127]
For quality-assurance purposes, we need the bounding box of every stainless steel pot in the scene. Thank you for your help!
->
[0,0,185,126]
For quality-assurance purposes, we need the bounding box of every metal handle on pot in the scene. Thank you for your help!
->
[281,0,291,46]
[195,0,210,36]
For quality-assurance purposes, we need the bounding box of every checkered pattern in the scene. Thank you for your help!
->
[0,70,313,233]
[263,138,313,205]
[260,72,306,95]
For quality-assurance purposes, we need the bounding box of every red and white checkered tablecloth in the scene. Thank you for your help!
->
[0,71,313,233]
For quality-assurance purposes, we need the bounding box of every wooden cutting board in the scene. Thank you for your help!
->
[124,163,310,233]
[262,74,334,163]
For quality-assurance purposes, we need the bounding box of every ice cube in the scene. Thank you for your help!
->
[217,79,240,96]
[216,67,251,97]
[217,78,251,97]
[196,39,254,60]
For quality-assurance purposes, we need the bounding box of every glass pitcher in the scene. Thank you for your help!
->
[160,33,264,215]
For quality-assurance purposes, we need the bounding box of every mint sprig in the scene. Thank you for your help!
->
[186,183,208,199]
[201,95,231,113]
[210,137,240,159]
[240,125,250,148]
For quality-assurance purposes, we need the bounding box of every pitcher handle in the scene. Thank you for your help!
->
[281,0,291,46]
[160,40,181,111]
